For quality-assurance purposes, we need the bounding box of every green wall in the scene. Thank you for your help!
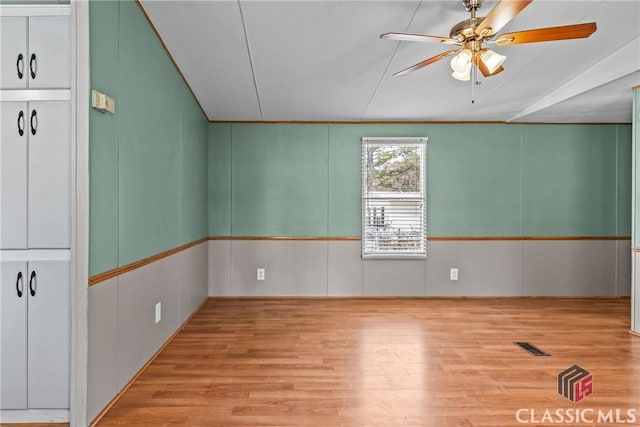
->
[209,122,631,238]
[89,0,208,277]
[87,0,631,274]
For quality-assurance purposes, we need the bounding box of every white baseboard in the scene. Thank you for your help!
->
[0,409,69,423]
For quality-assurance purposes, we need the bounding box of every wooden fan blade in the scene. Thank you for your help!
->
[393,50,458,77]
[495,22,597,46]
[475,0,533,37]
[380,32,459,45]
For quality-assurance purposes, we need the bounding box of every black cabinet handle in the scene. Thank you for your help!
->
[29,53,37,79]
[16,271,24,298]
[29,271,36,297]
[16,53,24,80]
[30,110,37,136]
[17,110,25,136]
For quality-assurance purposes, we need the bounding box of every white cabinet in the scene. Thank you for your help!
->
[1,100,71,249]
[0,261,27,409]
[27,261,70,408]
[0,5,71,417]
[0,15,70,89]
[27,101,71,248]
[0,17,27,89]
[0,101,27,248]
[0,260,70,409]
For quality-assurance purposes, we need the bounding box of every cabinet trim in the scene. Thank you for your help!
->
[1,249,70,262]
[0,408,69,423]
[69,1,91,425]
[0,89,70,102]
[0,5,70,17]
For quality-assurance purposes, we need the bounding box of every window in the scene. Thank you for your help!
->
[361,137,427,259]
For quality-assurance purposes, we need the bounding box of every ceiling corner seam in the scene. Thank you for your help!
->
[360,1,423,120]
[237,0,264,120]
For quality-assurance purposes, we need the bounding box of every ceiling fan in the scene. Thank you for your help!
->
[381,0,597,81]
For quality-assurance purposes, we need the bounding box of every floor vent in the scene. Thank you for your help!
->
[514,342,550,356]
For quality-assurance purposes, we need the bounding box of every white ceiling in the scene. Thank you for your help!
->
[140,0,640,123]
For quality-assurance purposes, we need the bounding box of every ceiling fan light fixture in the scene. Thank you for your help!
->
[381,0,597,83]
[451,69,471,81]
[479,48,506,74]
[450,49,473,73]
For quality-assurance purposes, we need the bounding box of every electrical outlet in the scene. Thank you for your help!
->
[450,268,459,281]
[257,268,265,281]
[155,302,161,323]
[91,89,115,113]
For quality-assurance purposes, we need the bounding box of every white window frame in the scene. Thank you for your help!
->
[361,137,427,259]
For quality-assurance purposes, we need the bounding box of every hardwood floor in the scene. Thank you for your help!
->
[89,297,640,426]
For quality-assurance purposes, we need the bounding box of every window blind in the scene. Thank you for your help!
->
[361,137,427,259]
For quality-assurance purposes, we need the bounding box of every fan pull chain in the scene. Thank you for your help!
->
[471,64,476,104]
[471,63,482,104]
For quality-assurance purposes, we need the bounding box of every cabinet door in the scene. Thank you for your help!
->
[0,17,28,89]
[0,261,28,409]
[1,102,28,249]
[27,260,69,409]
[28,16,70,89]
[28,101,71,249]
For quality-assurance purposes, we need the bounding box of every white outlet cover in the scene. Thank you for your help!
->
[450,268,459,281]
[257,268,265,281]
[155,302,161,323]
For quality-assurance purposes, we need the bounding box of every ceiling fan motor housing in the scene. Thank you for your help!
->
[450,17,485,41]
